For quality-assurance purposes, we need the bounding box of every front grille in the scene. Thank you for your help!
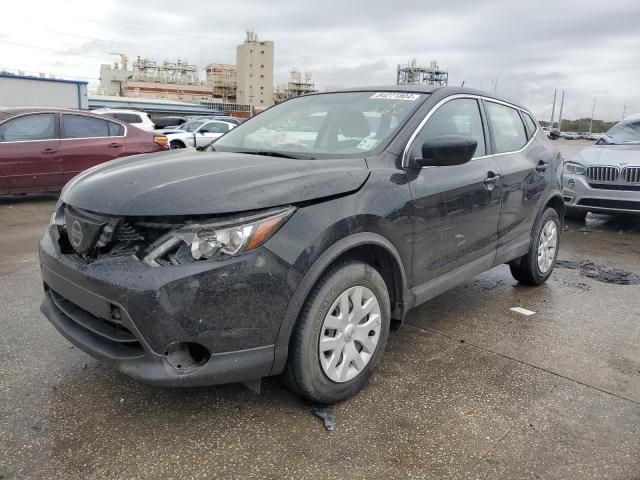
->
[577,198,640,211]
[622,166,640,184]
[586,166,619,183]
[49,288,144,358]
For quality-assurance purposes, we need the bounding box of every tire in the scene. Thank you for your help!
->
[170,140,185,149]
[285,261,391,404]
[509,208,560,286]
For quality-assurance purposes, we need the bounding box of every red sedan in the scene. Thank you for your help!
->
[0,107,169,195]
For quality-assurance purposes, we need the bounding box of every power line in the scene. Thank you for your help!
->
[45,30,235,60]
[77,17,351,66]
[0,39,112,62]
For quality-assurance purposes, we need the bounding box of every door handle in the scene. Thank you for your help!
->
[41,148,59,154]
[536,161,548,174]
[108,142,123,148]
[483,172,501,190]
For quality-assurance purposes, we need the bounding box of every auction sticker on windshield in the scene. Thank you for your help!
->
[370,92,421,101]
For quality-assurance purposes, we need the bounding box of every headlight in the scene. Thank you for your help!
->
[564,162,585,174]
[142,207,295,267]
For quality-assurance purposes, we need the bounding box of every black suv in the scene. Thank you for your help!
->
[40,87,563,403]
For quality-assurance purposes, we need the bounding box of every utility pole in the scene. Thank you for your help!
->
[557,90,565,132]
[622,103,629,120]
[588,97,597,134]
[550,89,557,128]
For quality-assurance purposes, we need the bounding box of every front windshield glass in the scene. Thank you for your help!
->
[600,120,640,145]
[214,91,427,158]
[180,120,205,132]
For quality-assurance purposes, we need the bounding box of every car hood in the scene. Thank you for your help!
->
[573,144,640,167]
[61,150,370,216]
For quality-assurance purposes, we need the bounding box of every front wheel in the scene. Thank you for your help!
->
[509,208,560,285]
[285,261,391,403]
[170,140,186,149]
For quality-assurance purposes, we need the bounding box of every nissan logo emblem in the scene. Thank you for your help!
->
[70,220,83,248]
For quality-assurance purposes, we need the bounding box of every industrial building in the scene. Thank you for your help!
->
[206,63,237,103]
[397,59,448,86]
[99,54,213,102]
[0,73,88,109]
[236,30,275,107]
[274,69,317,103]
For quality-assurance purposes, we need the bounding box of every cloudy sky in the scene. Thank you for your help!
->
[3,0,639,121]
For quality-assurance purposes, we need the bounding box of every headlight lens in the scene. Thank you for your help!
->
[564,162,585,174]
[143,207,294,267]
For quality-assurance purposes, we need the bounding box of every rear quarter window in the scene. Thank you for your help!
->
[109,113,142,124]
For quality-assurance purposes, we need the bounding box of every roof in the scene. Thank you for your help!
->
[0,106,88,116]
[315,85,528,111]
[0,73,88,85]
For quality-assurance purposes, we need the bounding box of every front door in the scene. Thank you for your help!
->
[407,97,502,286]
[0,113,62,194]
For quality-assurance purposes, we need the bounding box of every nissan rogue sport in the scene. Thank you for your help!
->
[39,86,564,403]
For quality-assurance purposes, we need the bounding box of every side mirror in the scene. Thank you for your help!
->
[413,135,477,168]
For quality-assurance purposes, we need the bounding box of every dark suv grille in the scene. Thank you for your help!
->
[48,288,144,358]
[57,206,169,262]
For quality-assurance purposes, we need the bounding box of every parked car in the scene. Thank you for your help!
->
[563,114,640,218]
[0,107,168,195]
[214,116,246,126]
[548,129,562,140]
[92,108,156,131]
[562,131,579,140]
[39,87,564,403]
[164,119,236,149]
[153,116,188,129]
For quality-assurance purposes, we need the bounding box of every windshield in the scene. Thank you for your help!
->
[599,120,640,145]
[214,91,426,158]
[180,120,206,132]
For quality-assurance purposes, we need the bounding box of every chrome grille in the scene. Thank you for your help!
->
[622,166,640,184]
[586,166,619,183]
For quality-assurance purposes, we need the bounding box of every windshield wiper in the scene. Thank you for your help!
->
[237,150,315,160]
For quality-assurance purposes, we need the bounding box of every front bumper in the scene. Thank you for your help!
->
[562,174,640,214]
[39,228,301,386]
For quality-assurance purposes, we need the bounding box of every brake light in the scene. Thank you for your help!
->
[154,135,169,149]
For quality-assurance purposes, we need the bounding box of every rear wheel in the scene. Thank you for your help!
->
[285,261,390,403]
[509,207,560,285]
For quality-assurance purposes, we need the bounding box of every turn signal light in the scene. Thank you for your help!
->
[154,135,169,149]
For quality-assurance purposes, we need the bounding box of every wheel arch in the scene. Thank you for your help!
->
[270,232,409,375]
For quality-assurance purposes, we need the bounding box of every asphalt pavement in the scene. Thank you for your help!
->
[1,140,639,479]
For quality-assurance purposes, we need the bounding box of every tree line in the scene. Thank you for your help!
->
[538,118,616,133]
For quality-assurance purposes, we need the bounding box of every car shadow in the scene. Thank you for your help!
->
[0,193,59,205]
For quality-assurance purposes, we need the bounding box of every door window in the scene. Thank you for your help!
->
[486,102,528,153]
[62,115,111,139]
[0,114,56,142]
[411,98,486,158]
[201,122,229,134]
[107,121,124,136]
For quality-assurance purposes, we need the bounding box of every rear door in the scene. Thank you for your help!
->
[484,101,549,252]
[60,114,125,183]
[0,113,62,194]
[407,97,502,285]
